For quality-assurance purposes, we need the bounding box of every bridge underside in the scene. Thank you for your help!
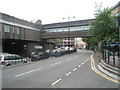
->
[42,30,92,39]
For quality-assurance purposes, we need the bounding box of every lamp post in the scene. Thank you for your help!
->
[116,16,120,57]
[118,16,120,57]
[63,16,75,50]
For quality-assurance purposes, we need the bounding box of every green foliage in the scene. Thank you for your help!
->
[89,8,118,44]
[53,39,59,47]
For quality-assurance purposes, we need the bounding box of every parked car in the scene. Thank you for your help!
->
[50,49,57,57]
[0,54,27,66]
[51,48,64,57]
[30,51,50,61]
[0,53,9,55]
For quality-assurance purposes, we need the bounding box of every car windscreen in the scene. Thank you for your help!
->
[4,55,22,60]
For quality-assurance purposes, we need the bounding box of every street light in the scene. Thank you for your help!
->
[118,17,120,57]
[62,16,75,50]
[116,16,120,57]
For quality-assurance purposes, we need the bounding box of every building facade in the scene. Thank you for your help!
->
[0,13,42,56]
[111,1,120,16]
[42,19,93,39]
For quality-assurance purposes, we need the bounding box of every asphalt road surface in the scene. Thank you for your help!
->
[2,49,119,88]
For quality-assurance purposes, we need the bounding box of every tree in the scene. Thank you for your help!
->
[89,7,118,46]
[53,39,59,48]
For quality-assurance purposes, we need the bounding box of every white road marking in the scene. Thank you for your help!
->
[52,78,62,86]
[65,72,71,76]
[78,65,81,67]
[15,68,42,77]
[82,62,84,65]
[87,58,90,61]
[73,68,77,71]
[50,61,62,66]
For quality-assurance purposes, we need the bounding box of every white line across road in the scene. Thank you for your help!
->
[50,61,62,66]
[73,68,77,71]
[15,68,42,77]
[87,58,90,61]
[65,72,72,76]
[82,62,84,65]
[78,65,81,67]
[52,78,62,86]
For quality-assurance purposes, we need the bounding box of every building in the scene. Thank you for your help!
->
[58,38,75,47]
[42,19,93,39]
[42,19,93,49]
[111,1,120,16]
[74,38,87,49]
[0,13,42,56]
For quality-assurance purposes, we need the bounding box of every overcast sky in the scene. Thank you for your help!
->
[0,0,119,24]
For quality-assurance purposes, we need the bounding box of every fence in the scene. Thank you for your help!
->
[102,44,119,68]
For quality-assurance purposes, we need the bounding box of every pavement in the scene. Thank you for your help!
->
[93,51,120,83]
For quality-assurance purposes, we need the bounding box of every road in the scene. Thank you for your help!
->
[2,50,119,88]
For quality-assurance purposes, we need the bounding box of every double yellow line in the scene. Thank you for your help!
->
[90,52,120,84]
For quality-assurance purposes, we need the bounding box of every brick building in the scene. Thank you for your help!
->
[0,13,42,56]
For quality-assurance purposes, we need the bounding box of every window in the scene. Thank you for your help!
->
[17,27,22,39]
[0,24,2,38]
[4,24,10,32]
[23,28,26,40]
[12,26,15,33]
[64,28,68,32]
[0,23,1,32]
[17,27,20,34]
[11,26,15,39]
[4,24,10,38]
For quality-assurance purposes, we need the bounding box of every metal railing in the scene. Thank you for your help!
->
[103,49,119,67]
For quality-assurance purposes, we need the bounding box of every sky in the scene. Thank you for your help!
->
[0,0,119,24]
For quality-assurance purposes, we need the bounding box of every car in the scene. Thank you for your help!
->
[50,49,57,57]
[0,53,9,55]
[0,54,27,66]
[52,48,63,57]
[30,51,50,61]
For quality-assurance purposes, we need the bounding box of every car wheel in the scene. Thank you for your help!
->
[6,63,11,66]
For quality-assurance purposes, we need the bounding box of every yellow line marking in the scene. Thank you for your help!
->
[91,52,120,84]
